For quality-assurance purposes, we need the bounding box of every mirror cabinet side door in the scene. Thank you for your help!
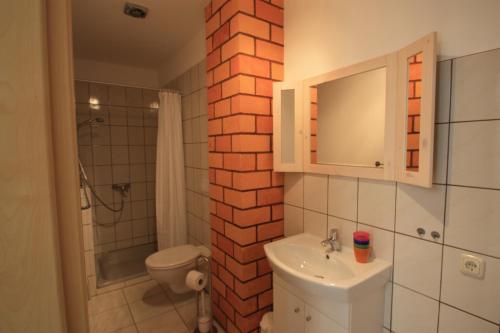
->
[273,81,304,172]
[396,32,437,187]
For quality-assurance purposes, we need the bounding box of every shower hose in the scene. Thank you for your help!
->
[79,161,126,225]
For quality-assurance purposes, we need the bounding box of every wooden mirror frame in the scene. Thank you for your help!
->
[302,54,398,180]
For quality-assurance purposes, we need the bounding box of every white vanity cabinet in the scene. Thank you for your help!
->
[274,280,347,333]
[304,305,346,333]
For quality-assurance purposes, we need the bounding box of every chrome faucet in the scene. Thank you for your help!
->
[321,228,341,253]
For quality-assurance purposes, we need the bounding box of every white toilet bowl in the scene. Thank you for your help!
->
[145,244,210,294]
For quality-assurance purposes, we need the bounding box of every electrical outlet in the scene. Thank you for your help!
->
[460,254,485,279]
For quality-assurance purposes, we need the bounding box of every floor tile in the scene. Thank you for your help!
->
[110,326,138,333]
[123,280,163,303]
[136,310,188,333]
[89,290,127,315]
[90,305,134,333]
[129,293,175,323]
[163,286,197,308]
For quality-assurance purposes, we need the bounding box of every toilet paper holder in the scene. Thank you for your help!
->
[192,255,217,333]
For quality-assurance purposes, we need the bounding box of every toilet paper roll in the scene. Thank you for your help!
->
[185,270,207,291]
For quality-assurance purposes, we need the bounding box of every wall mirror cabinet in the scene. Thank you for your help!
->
[273,32,436,188]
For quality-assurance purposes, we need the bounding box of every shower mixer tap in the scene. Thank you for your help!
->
[112,183,130,196]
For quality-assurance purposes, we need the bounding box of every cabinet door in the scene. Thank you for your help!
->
[273,81,304,172]
[395,32,437,187]
[305,305,347,333]
[273,283,305,333]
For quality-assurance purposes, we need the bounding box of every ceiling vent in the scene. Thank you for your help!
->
[124,2,148,19]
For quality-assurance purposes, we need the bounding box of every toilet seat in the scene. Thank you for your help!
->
[146,244,200,270]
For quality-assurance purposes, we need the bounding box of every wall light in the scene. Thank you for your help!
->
[89,97,100,110]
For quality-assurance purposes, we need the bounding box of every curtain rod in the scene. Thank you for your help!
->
[75,79,160,91]
[160,88,182,94]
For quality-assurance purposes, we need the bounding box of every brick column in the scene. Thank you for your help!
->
[205,1,284,332]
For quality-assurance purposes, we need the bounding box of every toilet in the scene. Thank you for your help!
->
[145,244,210,294]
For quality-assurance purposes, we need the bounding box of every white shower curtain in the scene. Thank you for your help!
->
[156,91,187,250]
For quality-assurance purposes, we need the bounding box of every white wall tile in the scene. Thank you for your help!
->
[182,120,192,143]
[392,285,439,333]
[326,216,356,249]
[396,184,445,242]
[445,186,500,258]
[115,221,133,241]
[284,173,304,207]
[448,121,500,189]
[357,224,394,262]
[451,48,500,122]
[303,209,328,238]
[441,246,500,323]
[200,143,208,170]
[125,87,142,107]
[303,173,328,213]
[438,304,499,333]
[327,176,357,221]
[199,115,208,143]
[192,143,201,168]
[284,204,304,237]
[191,90,201,118]
[185,167,194,191]
[84,250,96,278]
[190,66,200,93]
[358,179,396,230]
[199,88,208,116]
[90,83,109,105]
[181,95,192,120]
[394,234,442,299]
[192,116,201,143]
[83,224,94,251]
[433,124,449,184]
[436,60,451,123]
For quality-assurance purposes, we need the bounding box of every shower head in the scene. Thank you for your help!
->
[77,117,105,130]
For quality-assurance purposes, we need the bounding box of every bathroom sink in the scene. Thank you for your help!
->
[264,233,392,302]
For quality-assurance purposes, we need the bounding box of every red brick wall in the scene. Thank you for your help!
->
[407,52,423,171]
[205,1,284,332]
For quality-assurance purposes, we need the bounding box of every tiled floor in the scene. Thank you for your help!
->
[88,276,210,333]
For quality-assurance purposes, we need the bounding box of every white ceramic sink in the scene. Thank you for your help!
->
[264,233,392,302]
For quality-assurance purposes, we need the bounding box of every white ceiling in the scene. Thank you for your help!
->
[72,0,208,69]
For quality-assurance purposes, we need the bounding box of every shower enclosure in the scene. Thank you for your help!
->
[75,80,159,288]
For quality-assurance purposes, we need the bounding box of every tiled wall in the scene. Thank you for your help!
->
[204,1,285,332]
[164,61,211,248]
[75,81,159,254]
[284,49,500,333]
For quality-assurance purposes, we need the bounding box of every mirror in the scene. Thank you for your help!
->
[405,52,423,171]
[310,67,387,167]
[281,89,295,164]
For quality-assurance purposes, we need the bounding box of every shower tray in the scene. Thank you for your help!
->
[96,242,157,288]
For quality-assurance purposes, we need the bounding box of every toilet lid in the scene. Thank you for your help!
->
[146,244,201,269]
